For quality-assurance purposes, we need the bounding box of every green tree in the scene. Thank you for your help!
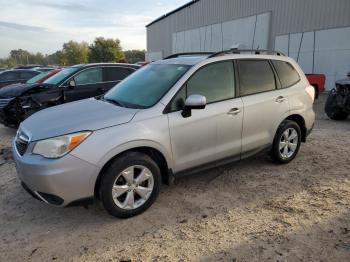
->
[60,41,89,66]
[124,50,145,64]
[88,37,124,63]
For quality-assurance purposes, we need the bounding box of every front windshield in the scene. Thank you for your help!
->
[104,64,191,108]
[26,72,48,84]
[43,67,79,85]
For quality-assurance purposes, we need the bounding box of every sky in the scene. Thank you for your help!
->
[0,0,189,58]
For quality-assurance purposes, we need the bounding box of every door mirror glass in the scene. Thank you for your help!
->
[182,94,206,118]
[68,79,76,88]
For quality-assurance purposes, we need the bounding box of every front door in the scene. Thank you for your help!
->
[167,61,243,173]
[64,67,104,102]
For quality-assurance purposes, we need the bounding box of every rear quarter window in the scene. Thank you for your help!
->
[272,60,300,88]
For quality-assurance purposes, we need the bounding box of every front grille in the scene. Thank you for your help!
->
[0,98,14,109]
[15,130,30,156]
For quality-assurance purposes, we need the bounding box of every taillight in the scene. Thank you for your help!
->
[305,85,315,102]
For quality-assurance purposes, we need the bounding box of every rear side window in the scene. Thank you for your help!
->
[0,72,19,81]
[105,67,134,82]
[272,60,300,88]
[237,60,276,96]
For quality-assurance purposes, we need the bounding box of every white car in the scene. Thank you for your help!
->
[13,50,315,218]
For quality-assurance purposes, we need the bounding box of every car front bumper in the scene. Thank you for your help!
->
[12,139,99,206]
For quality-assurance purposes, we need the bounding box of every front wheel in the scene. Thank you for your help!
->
[100,152,161,218]
[271,120,301,164]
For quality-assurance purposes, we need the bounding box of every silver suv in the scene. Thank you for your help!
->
[13,50,315,218]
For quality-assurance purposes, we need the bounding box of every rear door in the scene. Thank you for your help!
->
[64,67,104,102]
[103,66,136,92]
[237,59,290,155]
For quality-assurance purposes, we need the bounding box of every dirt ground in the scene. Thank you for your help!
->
[0,94,349,262]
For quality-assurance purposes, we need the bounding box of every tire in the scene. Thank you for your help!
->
[100,152,161,218]
[325,90,349,120]
[271,120,302,164]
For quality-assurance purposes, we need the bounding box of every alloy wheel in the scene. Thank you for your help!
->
[279,128,299,159]
[112,165,154,210]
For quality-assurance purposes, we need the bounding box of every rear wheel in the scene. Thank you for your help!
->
[271,120,301,164]
[325,90,349,120]
[100,152,161,218]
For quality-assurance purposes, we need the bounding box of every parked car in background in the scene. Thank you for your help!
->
[34,67,57,72]
[15,65,42,69]
[325,72,350,120]
[12,51,315,218]
[0,63,139,127]
[135,61,151,67]
[0,69,41,88]
[305,74,326,99]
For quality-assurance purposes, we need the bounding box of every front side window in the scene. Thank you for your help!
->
[43,67,80,85]
[74,67,103,85]
[170,61,235,111]
[20,71,38,79]
[104,64,190,108]
[272,60,300,88]
[26,72,47,84]
[238,60,276,96]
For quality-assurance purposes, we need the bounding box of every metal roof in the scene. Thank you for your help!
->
[146,0,199,27]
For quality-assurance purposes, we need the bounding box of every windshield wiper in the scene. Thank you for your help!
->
[101,97,126,108]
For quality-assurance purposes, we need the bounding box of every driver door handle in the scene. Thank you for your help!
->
[275,96,287,103]
[227,108,241,115]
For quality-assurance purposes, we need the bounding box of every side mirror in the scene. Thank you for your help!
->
[347,72,350,78]
[68,79,76,89]
[182,94,206,118]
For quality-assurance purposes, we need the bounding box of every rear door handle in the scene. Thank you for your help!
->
[227,108,241,115]
[275,96,287,103]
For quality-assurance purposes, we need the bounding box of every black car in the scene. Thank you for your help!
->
[0,63,139,127]
[0,69,41,88]
[325,72,350,120]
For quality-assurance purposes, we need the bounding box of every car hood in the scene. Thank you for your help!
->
[0,83,40,98]
[21,98,140,141]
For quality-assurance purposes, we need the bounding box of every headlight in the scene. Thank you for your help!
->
[32,131,91,158]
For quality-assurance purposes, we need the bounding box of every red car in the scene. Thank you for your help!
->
[305,74,326,99]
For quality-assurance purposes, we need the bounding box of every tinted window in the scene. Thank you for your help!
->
[44,67,79,85]
[74,67,103,85]
[105,67,134,81]
[0,71,19,81]
[238,60,276,96]
[104,64,190,108]
[272,60,300,88]
[170,61,235,111]
[20,71,38,79]
[26,72,48,84]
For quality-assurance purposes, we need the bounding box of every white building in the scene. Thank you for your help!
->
[146,0,350,89]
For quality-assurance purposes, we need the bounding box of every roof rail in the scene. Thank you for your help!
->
[164,52,214,59]
[208,49,285,58]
